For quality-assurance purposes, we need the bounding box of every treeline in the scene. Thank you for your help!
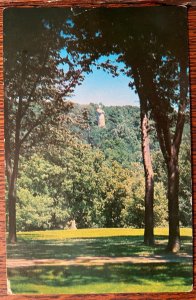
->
[15,104,192,231]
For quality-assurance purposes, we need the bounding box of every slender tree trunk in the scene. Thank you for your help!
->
[8,178,17,243]
[166,148,180,252]
[166,58,187,252]
[141,107,154,246]
[8,145,20,243]
[131,64,154,245]
[6,89,23,243]
[4,94,18,243]
[7,138,20,243]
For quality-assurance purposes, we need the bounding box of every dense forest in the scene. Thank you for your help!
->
[15,103,192,231]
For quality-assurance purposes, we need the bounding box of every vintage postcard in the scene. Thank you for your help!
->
[4,6,192,294]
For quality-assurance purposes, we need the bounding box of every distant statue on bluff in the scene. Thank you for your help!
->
[96,105,105,128]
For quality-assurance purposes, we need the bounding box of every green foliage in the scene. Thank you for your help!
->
[121,164,168,228]
[4,9,86,155]
[154,182,168,227]
[16,128,172,231]
[17,155,70,230]
[71,104,142,166]
[17,143,135,230]
[16,189,53,231]
[179,130,192,227]
[152,125,192,227]
[14,101,191,231]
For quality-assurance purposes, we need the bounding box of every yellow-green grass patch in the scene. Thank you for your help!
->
[16,227,192,240]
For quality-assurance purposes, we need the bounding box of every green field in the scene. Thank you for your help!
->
[7,228,193,294]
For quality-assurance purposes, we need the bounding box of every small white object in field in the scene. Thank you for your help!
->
[7,279,12,294]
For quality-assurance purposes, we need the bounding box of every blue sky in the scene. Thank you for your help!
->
[70,66,140,107]
[60,50,140,107]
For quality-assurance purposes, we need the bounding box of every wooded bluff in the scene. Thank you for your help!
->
[15,104,192,231]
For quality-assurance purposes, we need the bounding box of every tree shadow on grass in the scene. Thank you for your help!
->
[8,262,193,294]
[7,235,192,260]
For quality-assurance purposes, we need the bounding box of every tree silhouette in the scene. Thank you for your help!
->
[4,8,91,243]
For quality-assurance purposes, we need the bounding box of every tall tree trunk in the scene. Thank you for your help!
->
[6,89,23,243]
[166,148,180,252]
[7,144,21,243]
[7,137,20,243]
[141,106,154,246]
[4,93,17,243]
[132,65,154,245]
[166,58,187,252]
[8,177,17,243]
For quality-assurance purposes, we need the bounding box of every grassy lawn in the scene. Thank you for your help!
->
[7,228,193,294]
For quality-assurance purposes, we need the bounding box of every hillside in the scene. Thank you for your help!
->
[69,103,142,166]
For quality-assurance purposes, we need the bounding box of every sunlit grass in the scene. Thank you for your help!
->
[17,227,192,240]
[7,227,193,294]
[8,263,193,294]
